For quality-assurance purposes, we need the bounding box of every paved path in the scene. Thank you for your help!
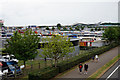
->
[55,46,119,79]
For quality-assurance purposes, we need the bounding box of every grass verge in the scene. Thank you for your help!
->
[87,54,120,80]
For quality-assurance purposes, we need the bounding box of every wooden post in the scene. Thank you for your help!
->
[14,68,16,78]
[38,63,40,69]
[31,64,33,69]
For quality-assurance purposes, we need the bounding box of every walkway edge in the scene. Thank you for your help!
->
[88,55,120,79]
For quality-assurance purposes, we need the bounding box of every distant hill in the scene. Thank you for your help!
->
[100,23,120,25]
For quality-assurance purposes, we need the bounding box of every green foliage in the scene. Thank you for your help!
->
[81,26,84,30]
[57,23,62,30]
[87,26,92,28]
[102,28,105,31]
[95,27,98,31]
[46,26,49,30]
[58,27,61,30]
[57,42,118,73]
[40,36,74,67]
[70,27,73,31]
[115,27,120,44]
[52,27,55,31]
[0,23,4,28]
[63,27,67,31]
[75,26,79,30]
[38,26,42,28]
[38,26,47,28]
[29,66,59,80]
[4,29,40,66]
[91,28,94,31]
[103,27,118,43]
[0,23,3,27]
[57,23,62,28]
[98,28,101,31]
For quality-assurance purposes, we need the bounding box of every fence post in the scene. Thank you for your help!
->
[5,72,7,79]
[38,62,40,69]
[14,68,16,78]
[44,57,47,67]
[31,64,33,69]
[51,59,53,67]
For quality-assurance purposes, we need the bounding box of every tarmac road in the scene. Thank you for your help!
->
[100,59,120,80]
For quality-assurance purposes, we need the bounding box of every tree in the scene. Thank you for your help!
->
[90,28,94,31]
[58,27,61,30]
[38,26,42,29]
[98,28,101,31]
[40,36,74,67]
[57,23,62,28]
[115,27,120,44]
[0,23,3,28]
[87,26,92,28]
[102,28,105,31]
[57,23,62,30]
[103,27,118,43]
[63,27,67,31]
[0,21,5,30]
[81,26,84,30]
[46,26,49,30]
[70,27,73,31]
[52,27,55,31]
[95,27,97,31]
[75,26,79,30]
[5,29,40,67]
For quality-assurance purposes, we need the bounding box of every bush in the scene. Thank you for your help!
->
[29,66,59,80]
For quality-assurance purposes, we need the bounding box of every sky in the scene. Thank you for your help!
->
[0,0,119,26]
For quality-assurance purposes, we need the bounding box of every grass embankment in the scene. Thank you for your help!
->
[88,54,120,80]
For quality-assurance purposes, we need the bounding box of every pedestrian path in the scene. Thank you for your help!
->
[54,47,119,79]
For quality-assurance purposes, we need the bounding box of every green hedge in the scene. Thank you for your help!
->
[29,43,119,80]
[28,66,59,80]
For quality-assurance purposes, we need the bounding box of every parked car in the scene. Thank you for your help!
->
[0,61,22,77]
[0,55,24,77]
[2,55,19,62]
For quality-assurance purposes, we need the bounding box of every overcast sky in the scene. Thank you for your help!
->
[0,0,119,26]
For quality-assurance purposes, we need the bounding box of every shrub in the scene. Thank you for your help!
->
[29,67,59,80]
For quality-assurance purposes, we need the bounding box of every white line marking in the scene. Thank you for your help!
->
[106,65,120,80]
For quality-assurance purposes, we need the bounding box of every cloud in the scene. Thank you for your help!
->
[0,0,119,26]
